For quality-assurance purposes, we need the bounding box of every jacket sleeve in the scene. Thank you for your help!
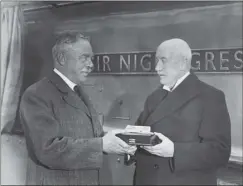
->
[20,89,103,170]
[170,91,231,172]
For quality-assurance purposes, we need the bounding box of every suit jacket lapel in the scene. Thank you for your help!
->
[47,71,103,137]
[47,71,91,116]
[63,93,91,116]
[77,85,104,137]
[146,73,201,126]
[145,86,168,120]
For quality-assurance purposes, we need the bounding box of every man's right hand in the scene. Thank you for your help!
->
[102,129,137,155]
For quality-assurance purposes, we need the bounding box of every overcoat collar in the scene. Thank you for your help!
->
[145,73,201,126]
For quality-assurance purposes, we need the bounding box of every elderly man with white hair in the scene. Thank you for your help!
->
[132,38,231,185]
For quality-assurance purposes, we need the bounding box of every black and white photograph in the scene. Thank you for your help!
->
[1,1,242,185]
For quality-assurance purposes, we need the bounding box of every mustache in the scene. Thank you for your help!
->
[86,66,94,71]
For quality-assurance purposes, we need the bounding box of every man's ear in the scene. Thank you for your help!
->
[180,57,188,70]
[57,52,66,66]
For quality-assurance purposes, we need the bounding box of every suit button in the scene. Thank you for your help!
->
[154,164,159,169]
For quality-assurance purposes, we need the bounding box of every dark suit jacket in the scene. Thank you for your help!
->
[134,73,231,185]
[19,72,111,185]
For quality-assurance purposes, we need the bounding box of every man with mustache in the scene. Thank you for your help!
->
[19,32,136,185]
[132,38,231,185]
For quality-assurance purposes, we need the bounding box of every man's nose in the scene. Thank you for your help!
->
[87,59,94,68]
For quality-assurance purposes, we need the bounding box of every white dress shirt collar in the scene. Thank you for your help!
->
[54,68,76,91]
[163,71,190,92]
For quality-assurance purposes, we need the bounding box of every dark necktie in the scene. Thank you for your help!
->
[161,88,170,99]
[73,85,103,137]
[74,85,93,115]
[74,85,82,99]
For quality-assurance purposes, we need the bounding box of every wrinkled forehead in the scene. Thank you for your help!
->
[156,46,173,59]
[68,39,93,54]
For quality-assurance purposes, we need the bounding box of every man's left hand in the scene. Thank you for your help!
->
[141,132,174,157]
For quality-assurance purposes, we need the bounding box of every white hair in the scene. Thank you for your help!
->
[158,38,192,68]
